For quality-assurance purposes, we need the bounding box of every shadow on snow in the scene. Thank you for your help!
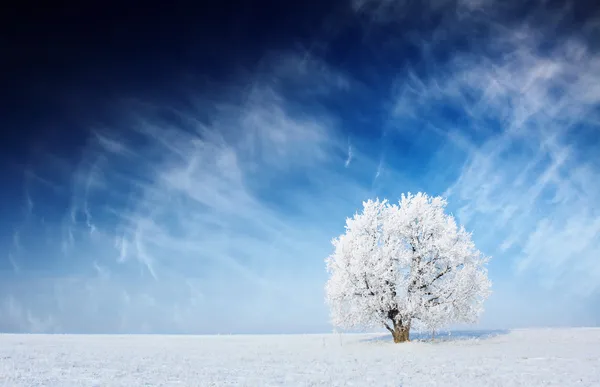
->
[361,329,511,344]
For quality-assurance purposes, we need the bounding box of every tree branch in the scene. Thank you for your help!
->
[427,288,455,306]
[364,275,376,297]
[383,321,394,334]
[419,265,452,290]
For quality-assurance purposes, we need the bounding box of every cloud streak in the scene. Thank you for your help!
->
[388,3,600,300]
[345,141,353,167]
[0,52,378,333]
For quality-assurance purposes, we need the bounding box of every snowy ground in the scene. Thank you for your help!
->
[1,328,599,386]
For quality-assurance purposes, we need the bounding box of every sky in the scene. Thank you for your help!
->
[1,0,600,334]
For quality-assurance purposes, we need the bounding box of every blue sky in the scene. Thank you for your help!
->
[1,0,600,333]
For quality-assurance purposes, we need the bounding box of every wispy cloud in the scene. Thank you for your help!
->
[390,7,600,297]
[345,140,353,167]
[7,253,19,273]
[1,295,57,333]
[0,52,376,333]
[92,261,110,280]
[374,156,383,181]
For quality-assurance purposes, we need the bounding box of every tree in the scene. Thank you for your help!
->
[325,193,491,343]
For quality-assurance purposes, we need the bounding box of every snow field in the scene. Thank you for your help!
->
[1,328,599,386]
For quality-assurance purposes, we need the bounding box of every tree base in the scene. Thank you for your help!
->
[392,325,410,343]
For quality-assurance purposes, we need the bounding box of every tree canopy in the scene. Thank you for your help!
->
[325,193,491,343]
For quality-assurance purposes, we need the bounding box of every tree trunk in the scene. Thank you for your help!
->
[392,321,411,343]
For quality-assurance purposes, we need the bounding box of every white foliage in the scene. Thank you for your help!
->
[325,192,491,334]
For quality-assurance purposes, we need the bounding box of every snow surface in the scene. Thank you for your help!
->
[1,328,599,386]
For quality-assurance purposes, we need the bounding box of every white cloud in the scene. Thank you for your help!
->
[392,19,600,296]
[345,141,353,167]
[374,156,383,181]
[350,0,492,24]
[1,295,57,333]
[1,52,376,333]
[266,51,352,94]
[7,253,19,273]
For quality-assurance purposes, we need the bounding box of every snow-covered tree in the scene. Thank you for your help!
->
[325,193,491,343]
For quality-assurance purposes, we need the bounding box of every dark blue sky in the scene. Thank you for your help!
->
[4,0,596,159]
[2,0,600,333]
[4,0,595,152]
